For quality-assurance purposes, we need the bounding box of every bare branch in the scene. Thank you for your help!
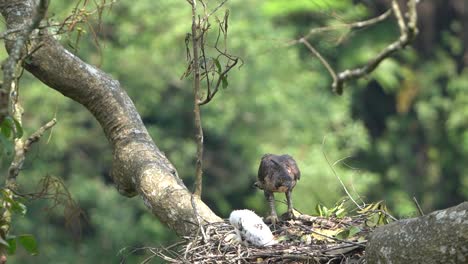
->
[412,196,424,216]
[331,0,418,94]
[290,9,393,46]
[299,38,337,87]
[295,0,418,95]
[189,0,204,198]
[0,28,22,40]
[206,0,229,20]
[392,0,406,36]
[7,118,57,186]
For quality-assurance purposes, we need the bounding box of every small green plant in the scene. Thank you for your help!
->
[315,199,348,218]
[313,199,395,240]
[358,200,394,227]
[0,189,39,256]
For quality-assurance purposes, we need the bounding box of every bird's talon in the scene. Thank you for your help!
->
[265,215,279,226]
[286,210,296,220]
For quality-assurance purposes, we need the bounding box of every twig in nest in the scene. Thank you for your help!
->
[190,194,208,243]
[413,196,424,216]
[148,213,375,263]
[321,136,364,210]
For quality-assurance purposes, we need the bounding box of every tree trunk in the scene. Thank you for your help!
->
[0,0,221,236]
[366,202,468,263]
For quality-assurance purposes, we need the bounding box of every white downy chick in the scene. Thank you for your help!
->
[229,209,277,247]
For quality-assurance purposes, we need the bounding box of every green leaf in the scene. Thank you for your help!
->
[348,226,361,237]
[6,237,16,255]
[221,76,228,89]
[335,208,346,218]
[315,204,322,216]
[10,200,27,216]
[1,192,26,215]
[358,201,383,214]
[1,117,13,138]
[336,226,360,239]
[18,235,38,255]
[365,213,380,227]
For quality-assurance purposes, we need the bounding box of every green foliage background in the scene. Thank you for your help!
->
[0,0,466,263]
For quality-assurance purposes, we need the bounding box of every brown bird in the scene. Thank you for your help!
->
[254,154,301,224]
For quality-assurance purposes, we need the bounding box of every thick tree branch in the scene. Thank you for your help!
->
[0,0,221,235]
[0,0,48,123]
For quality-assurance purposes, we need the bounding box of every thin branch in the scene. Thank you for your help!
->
[190,194,208,242]
[392,0,406,36]
[331,0,418,94]
[7,118,57,186]
[412,196,424,216]
[206,0,229,20]
[0,28,22,40]
[190,0,204,198]
[321,137,363,210]
[294,0,418,95]
[198,57,238,105]
[199,32,211,101]
[290,9,393,46]
[198,12,240,105]
[299,38,337,86]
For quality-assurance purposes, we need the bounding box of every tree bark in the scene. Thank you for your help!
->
[366,202,468,263]
[0,0,221,236]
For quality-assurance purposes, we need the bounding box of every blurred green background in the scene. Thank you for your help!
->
[1,0,467,263]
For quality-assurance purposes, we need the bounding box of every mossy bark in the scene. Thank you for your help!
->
[366,202,468,263]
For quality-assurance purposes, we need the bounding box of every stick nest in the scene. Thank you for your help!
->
[156,214,373,263]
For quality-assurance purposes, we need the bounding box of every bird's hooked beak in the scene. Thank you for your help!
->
[253,181,264,190]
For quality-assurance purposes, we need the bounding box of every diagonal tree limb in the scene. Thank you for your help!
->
[0,0,221,235]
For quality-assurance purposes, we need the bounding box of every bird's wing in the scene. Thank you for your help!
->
[258,154,274,182]
[281,155,301,181]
